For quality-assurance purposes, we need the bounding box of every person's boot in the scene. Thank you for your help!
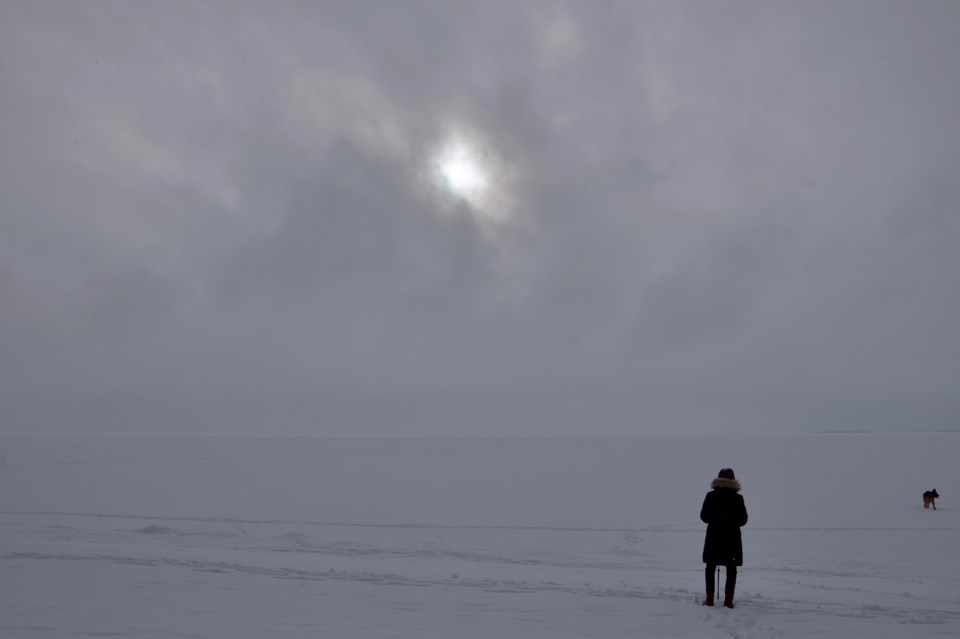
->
[703,591,714,606]
[723,592,734,609]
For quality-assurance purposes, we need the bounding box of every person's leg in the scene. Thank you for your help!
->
[724,565,737,594]
[704,564,716,606]
[723,565,738,608]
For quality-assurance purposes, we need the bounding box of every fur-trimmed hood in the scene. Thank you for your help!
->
[711,477,741,492]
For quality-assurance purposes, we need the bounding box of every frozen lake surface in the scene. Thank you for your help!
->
[2,433,958,638]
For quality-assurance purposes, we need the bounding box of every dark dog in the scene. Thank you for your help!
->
[923,489,940,510]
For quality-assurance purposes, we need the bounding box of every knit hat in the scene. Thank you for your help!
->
[718,468,736,480]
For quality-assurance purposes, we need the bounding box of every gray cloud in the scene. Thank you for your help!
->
[2,1,958,434]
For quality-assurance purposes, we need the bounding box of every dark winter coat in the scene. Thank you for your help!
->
[700,477,748,566]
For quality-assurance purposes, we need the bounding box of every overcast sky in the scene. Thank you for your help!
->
[2,1,958,434]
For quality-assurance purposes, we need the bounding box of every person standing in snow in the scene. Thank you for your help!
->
[700,467,748,608]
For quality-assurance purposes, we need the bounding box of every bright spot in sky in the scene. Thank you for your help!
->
[437,143,488,200]
[426,131,513,230]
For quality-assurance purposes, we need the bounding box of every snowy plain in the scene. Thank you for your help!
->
[1,433,958,639]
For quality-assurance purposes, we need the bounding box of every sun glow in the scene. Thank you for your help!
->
[437,143,488,200]
[426,131,514,230]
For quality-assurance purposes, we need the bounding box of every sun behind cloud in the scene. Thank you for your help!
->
[438,142,488,201]
[427,131,513,230]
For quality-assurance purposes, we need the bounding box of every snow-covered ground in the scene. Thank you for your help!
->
[1,433,958,638]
